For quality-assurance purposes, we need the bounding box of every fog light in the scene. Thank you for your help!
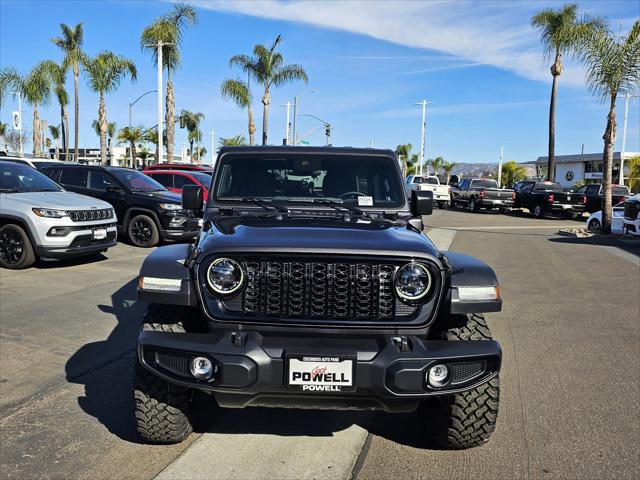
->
[427,364,449,388]
[190,356,214,380]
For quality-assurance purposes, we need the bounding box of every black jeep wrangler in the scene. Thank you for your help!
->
[134,147,502,449]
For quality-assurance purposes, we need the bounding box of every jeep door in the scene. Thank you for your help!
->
[87,169,128,224]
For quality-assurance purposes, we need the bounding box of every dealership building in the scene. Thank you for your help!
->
[535,151,638,188]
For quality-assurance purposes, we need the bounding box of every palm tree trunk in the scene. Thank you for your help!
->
[547,52,562,182]
[54,144,59,160]
[189,139,194,163]
[63,108,69,161]
[98,93,107,164]
[131,141,137,168]
[33,106,41,156]
[60,104,66,160]
[601,94,617,234]
[155,143,159,166]
[262,89,270,145]
[74,65,79,162]
[248,105,256,146]
[166,77,175,163]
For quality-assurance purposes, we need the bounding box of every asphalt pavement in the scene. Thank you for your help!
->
[0,208,638,480]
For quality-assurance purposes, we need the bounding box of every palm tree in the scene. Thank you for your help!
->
[179,110,204,162]
[44,61,70,161]
[138,144,151,168]
[500,161,527,187]
[395,143,413,177]
[49,125,60,159]
[0,121,7,153]
[220,134,248,147]
[144,129,160,164]
[230,35,308,145]
[627,156,640,193]
[107,121,117,164]
[84,52,137,164]
[532,4,604,182]
[442,161,458,183]
[431,156,445,175]
[117,126,145,168]
[52,23,86,162]
[188,145,207,162]
[221,77,256,145]
[579,20,640,233]
[141,3,198,163]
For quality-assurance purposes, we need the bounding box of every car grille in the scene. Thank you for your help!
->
[67,208,114,222]
[235,258,398,321]
[624,202,639,221]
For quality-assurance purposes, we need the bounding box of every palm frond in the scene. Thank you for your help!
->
[220,78,251,108]
[271,64,308,87]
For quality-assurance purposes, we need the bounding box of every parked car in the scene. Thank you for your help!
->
[585,202,626,234]
[450,178,514,212]
[405,175,450,208]
[0,155,63,171]
[144,169,211,198]
[144,164,213,174]
[622,194,640,236]
[41,164,199,248]
[573,183,630,213]
[0,160,117,269]
[512,180,586,219]
[134,146,503,450]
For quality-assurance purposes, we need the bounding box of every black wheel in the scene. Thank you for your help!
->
[0,224,35,269]
[437,201,446,209]
[128,214,160,248]
[532,204,545,219]
[422,313,500,449]
[588,218,601,233]
[469,197,479,213]
[448,199,456,209]
[134,304,200,444]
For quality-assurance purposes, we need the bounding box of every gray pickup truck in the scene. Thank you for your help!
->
[450,178,515,212]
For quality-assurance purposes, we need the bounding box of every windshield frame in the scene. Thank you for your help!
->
[0,161,64,193]
[209,151,408,211]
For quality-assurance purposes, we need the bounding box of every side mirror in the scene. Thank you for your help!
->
[106,185,124,195]
[411,190,433,216]
[183,184,204,211]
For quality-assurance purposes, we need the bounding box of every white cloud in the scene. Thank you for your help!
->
[189,0,599,86]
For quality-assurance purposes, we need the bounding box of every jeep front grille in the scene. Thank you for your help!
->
[239,259,398,321]
[67,208,114,222]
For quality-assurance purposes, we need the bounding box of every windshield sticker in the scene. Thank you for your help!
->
[358,196,373,206]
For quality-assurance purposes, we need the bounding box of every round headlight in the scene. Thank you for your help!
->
[395,263,432,301]
[207,258,244,295]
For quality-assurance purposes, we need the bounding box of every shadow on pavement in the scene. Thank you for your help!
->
[35,252,109,269]
[549,234,640,258]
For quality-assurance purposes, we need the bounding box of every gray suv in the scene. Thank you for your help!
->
[0,161,117,269]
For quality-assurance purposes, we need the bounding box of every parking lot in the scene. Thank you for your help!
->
[1,208,638,480]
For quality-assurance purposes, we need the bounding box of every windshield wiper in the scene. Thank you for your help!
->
[0,188,20,193]
[313,198,370,218]
[241,197,289,214]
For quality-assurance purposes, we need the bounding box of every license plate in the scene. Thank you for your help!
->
[198,218,203,227]
[287,355,355,392]
[93,228,107,240]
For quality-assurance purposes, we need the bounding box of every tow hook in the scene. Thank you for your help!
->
[392,335,411,352]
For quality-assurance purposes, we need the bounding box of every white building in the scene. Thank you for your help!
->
[535,151,638,188]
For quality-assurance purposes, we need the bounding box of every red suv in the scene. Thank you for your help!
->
[144,164,213,173]
[144,169,211,198]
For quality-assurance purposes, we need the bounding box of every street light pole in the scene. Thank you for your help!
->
[619,93,638,186]
[498,146,504,187]
[415,100,433,176]
[298,114,330,146]
[11,91,23,156]
[156,42,164,164]
[128,89,157,166]
[281,101,291,144]
[211,130,215,165]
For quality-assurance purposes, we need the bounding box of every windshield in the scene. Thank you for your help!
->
[413,176,438,185]
[214,154,404,208]
[110,169,167,192]
[471,179,498,188]
[613,186,629,195]
[0,162,63,193]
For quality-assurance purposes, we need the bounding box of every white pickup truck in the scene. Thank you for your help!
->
[405,175,450,208]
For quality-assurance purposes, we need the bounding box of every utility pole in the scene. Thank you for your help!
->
[281,101,291,144]
[415,100,432,176]
[211,130,216,165]
[498,146,504,187]
[11,91,23,156]
[156,42,163,164]
[292,96,298,146]
[619,93,636,186]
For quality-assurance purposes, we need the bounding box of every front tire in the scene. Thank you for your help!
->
[134,305,196,444]
[0,224,36,269]
[437,201,446,209]
[469,197,479,213]
[588,218,601,233]
[128,214,160,248]
[532,204,545,219]
[423,313,500,449]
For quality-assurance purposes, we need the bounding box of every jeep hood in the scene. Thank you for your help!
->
[7,191,113,210]
[199,217,440,258]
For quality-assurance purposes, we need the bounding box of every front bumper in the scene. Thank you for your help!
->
[35,231,117,258]
[623,218,639,236]
[159,216,200,242]
[138,330,501,412]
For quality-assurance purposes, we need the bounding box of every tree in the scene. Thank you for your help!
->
[188,145,207,162]
[627,156,640,193]
[220,134,248,147]
[144,129,160,164]
[430,156,445,175]
[44,61,69,161]
[52,23,86,162]
[141,3,197,163]
[500,161,527,187]
[395,143,412,176]
[84,52,137,164]
[221,77,256,145]
[117,126,145,168]
[137,144,151,169]
[532,4,604,182]
[442,161,458,183]
[4,130,29,155]
[230,35,308,145]
[580,20,640,233]
[179,110,204,162]
[49,125,60,159]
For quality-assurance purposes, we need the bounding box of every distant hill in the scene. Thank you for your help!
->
[450,163,498,178]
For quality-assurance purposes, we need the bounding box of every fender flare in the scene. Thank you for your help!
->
[123,207,162,232]
[443,252,502,314]
[0,214,39,249]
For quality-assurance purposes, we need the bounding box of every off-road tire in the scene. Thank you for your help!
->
[128,214,160,248]
[0,224,36,269]
[134,304,195,444]
[532,204,545,219]
[469,197,479,213]
[424,313,500,449]
[437,201,447,209]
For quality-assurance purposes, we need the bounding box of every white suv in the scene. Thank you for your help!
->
[0,160,117,269]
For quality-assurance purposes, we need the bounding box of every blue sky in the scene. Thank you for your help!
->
[1,0,638,165]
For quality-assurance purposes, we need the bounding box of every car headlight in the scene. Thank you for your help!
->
[159,203,183,211]
[395,262,432,301]
[206,258,244,295]
[32,208,68,218]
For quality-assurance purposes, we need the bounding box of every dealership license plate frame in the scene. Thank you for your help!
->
[92,228,107,240]
[286,354,357,393]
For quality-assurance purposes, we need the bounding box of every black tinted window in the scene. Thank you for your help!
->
[60,169,88,187]
[0,162,63,193]
[174,175,196,189]
[471,179,498,188]
[150,173,173,188]
[89,170,116,191]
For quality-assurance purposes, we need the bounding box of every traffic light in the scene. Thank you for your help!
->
[179,116,186,128]
[325,124,331,138]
